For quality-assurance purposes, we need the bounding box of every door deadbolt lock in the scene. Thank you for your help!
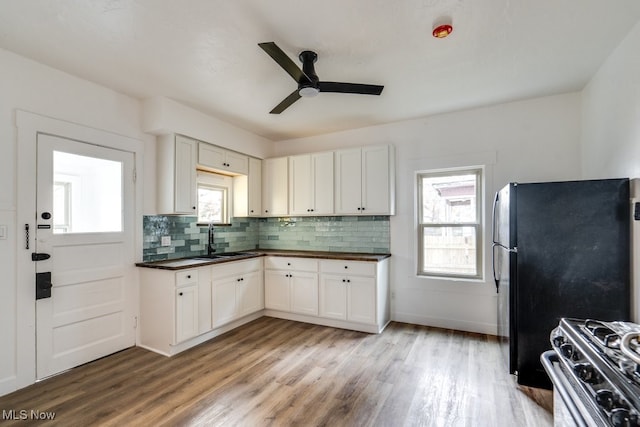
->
[31,253,51,261]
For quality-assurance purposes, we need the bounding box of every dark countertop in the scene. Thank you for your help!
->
[136,249,391,270]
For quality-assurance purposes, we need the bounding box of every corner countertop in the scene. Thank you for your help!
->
[136,249,391,271]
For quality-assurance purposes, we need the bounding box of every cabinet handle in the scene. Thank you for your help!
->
[265,210,269,213]
[347,279,351,283]
[342,279,346,283]
[361,207,365,211]
[250,210,254,213]
[344,265,348,269]
[179,292,183,296]
[187,275,191,279]
[192,206,197,210]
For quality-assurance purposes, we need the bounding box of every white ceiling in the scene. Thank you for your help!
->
[1,1,639,141]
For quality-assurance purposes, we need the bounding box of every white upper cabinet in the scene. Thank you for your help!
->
[335,145,395,215]
[262,157,288,216]
[157,134,197,215]
[247,157,262,216]
[289,152,334,215]
[198,142,249,175]
[233,156,262,218]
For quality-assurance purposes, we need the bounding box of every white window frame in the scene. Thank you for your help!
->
[417,167,483,280]
[196,170,232,225]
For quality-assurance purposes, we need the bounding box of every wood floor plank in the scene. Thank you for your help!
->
[0,317,552,426]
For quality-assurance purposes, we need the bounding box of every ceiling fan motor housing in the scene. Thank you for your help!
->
[299,50,319,89]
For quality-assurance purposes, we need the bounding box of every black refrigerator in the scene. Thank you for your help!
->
[492,178,631,388]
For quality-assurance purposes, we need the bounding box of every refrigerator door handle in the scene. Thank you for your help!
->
[492,243,500,292]
[491,191,500,244]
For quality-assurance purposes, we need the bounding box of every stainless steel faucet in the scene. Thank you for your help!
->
[207,222,216,256]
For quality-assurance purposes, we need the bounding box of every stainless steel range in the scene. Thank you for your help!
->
[542,318,640,427]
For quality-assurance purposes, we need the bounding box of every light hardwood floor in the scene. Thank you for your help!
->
[0,317,553,426]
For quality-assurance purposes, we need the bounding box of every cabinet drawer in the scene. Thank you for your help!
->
[320,260,376,277]
[176,269,199,286]
[265,256,318,272]
[212,257,262,279]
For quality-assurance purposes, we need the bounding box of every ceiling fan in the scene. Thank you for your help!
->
[258,42,384,114]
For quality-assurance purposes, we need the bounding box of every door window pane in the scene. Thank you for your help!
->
[53,151,123,234]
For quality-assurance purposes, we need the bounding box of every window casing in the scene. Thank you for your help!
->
[417,168,483,280]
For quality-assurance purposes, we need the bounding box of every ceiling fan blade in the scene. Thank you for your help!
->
[318,81,384,95]
[270,89,302,114]
[258,42,311,84]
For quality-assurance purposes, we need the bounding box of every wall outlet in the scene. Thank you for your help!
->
[161,236,171,246]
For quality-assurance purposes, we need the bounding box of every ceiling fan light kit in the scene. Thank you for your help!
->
[258,42,384,114]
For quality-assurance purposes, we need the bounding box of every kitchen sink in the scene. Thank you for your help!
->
[191,252,257,261]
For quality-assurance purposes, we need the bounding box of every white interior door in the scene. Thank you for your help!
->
[35,133,136,379]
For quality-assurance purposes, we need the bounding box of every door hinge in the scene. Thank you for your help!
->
[133,316,138,329]
[133,168,137,183]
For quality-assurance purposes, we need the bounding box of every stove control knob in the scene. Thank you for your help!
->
[610,408,634,427]
[574,363,600,384]
[552,336,565,347]
[560,343,574,359]
[596,389,615,411]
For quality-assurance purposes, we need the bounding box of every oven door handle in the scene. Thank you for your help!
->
[540,351,589,427]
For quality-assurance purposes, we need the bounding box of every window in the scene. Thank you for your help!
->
[197,171,231,224]
[417,168,482,279]
[52,151,123,234]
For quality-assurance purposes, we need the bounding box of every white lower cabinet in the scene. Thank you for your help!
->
[139,257,263,356]
[212,258,264,328]
[319,260,383,327]
[265,256,390,333]
[264,257,319,316]
[139,254,390,356]
[175,283,199,343]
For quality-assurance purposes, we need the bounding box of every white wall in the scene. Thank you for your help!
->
[0,47,274,396]
[142,96,273,162]
[274,93,582,334]
[580,20,640,320]
[0,47,149,395]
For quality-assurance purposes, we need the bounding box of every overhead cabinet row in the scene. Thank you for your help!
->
[156,134,395,216]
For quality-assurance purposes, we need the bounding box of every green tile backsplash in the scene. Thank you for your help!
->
[143,215,390,261]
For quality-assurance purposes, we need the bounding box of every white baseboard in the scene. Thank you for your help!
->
[0,375,17,398]
[392,312,497,335]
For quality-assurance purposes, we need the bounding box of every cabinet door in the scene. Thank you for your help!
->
[212,276,238,328]
[248,157,262,216]
[225,151,249,175]
[289,154,312,215]
[312,152,334,215]
[198,143,226,170]
[263,157,288,216]
[174,137,197,214]
[290,272,318,316]
[319,275,347,320]
[362,145,391,214]
[175,284,198,343]
[237,270,263,317]
[334,148,362,214]
[198,267,212,334]
[347,276,376,324]
[264,270,290,311]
